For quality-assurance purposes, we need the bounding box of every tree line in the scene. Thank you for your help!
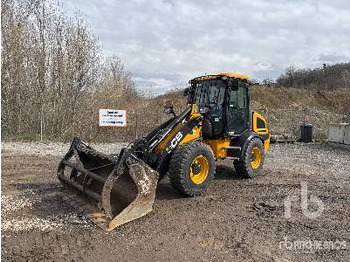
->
[276,63,350,89]
[1,0,140,141]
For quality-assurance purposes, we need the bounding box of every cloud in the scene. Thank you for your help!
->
[62,0,350,93]
[316,54,350,64]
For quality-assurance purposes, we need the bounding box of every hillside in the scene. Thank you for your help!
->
[250,86,349,139]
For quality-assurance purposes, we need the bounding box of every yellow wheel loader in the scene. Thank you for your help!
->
[58,73,270,231]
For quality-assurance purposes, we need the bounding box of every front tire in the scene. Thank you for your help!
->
[234,138,265,178]
[168,142,215,196]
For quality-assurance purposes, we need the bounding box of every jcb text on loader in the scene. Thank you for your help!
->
[57,73,270,231]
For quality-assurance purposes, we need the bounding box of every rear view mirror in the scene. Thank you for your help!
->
[164,105,176,116]
[183,87,190,96]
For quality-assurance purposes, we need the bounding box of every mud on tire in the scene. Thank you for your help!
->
[168,142,215,196]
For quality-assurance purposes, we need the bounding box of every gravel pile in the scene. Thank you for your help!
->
[1,189,92,232]
[2,214,91,232]
[1,192,39,214]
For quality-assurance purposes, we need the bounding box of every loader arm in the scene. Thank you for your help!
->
[132,106,192,157]
[131,105,203,171]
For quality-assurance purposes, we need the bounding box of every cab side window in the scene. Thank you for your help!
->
[229,81,247,109]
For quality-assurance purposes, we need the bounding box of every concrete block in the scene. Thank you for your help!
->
[328,123,348,144]
[345,124,350,145]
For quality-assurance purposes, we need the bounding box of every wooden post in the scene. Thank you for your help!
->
[135,108,138,140]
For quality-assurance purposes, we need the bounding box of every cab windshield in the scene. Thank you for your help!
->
[191,80,227,107]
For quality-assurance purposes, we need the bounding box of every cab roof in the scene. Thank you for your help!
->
[190,72,249,82]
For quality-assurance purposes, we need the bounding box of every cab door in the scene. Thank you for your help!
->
[226,81,250,135]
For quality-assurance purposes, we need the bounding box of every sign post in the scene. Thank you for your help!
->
[99,109,126,128]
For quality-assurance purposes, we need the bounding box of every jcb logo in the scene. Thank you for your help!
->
[167,132,183,153]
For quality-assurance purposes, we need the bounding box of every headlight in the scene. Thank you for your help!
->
[199,107,210,114]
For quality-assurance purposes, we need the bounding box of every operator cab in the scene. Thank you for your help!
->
[188,73,250,138]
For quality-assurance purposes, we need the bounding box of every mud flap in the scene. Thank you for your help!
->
[57,138,159,231]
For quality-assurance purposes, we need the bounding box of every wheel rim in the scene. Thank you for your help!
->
[190,155,209,185]
[250,147,262,169]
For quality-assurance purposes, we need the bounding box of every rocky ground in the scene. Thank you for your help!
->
[1,142,350,261]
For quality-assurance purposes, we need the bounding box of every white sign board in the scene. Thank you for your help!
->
[99,109,126,127]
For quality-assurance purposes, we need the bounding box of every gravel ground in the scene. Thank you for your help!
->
[1,142,350,261]
[1,141,127,157]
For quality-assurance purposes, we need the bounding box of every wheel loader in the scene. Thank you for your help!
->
[58,73,270,231]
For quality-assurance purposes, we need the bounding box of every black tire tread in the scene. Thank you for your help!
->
[168,142,215,196]
[234,138,264,178]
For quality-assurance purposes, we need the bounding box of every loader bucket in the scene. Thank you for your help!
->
[57,138,159,231]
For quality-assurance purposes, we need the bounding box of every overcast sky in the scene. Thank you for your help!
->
[62,0,350,94]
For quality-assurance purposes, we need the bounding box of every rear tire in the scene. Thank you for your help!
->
[169,142,215,196]
[234,138,265,178]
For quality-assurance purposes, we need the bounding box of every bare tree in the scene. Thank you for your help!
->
[1,0,138,141]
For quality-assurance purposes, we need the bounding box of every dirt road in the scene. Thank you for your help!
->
[1,142,350,261]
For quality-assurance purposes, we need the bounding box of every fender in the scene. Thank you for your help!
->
[230,130,265,160]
